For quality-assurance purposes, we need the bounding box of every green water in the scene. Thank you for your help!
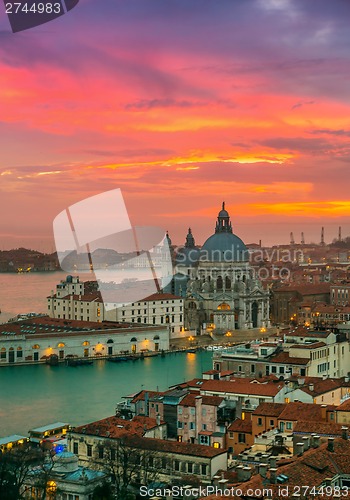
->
[0,351,212,436]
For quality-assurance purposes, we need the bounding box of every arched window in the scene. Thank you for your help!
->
[107,339,114,344]
[82,341,90,346]
[217,276,223,290]
[130,337,137,342]
[153,335,160,340]
[57,342,65,348]
[0,347,6,359]
[17,346,23,359]
[225,276,231,290]
[32,344,40,349]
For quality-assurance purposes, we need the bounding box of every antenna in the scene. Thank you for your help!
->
[321,227,325,246]
[290,232,295,245]
[301,232,305,245]
[339,226,342,242]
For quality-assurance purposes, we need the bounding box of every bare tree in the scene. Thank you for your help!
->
[0,445,52,500]
[91,437,161,500]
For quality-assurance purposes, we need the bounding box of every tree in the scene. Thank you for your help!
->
[91,437,161,500]
[0,445,52,500]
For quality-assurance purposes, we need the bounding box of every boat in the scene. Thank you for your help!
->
[66,358,93,367]
[46,354,59,366]
[108,355,135,363]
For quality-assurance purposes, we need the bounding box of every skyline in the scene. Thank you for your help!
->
[1,0,350,250]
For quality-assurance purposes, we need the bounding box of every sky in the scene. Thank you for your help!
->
[1,0,350,250]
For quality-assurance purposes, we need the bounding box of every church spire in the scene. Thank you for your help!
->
[185,227,195,248]
[215,202,232,234]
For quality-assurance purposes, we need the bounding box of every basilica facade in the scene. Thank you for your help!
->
[176,203,270,334]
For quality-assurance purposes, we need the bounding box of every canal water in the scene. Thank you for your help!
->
[0,351,213,436]
[0,273,213,436]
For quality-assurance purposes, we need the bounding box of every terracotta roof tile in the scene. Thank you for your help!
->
[252,403,287,417]
[227,419,252,433]
[201,379,283,397]
[73,415,164,438]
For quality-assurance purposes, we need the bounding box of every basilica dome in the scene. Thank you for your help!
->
[200,202,249,262]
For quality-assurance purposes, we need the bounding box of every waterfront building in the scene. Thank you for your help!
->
[212,327,350,379]
[176,203,270,333]
[47,276,185,338]
[0,316,169,365]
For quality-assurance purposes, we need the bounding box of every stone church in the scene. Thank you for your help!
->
[175,203,270,334]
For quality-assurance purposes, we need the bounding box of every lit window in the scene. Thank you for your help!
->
[57,343,65,348]
[213,442,220,449]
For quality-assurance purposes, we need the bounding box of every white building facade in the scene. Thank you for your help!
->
[47,276,184,338]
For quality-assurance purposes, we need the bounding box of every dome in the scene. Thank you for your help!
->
[201,232,248,262]
[53,451,79,473]
[200,202,249,262]
[218,208,229,218]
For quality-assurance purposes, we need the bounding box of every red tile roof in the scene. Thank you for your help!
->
[201,379,283,397]
[179,394,224,407]
[130,390,165,404]
[269,352,310,365]
[73,415,164,439]
[290,342,327,349]
[294,420,344,436]
[252,403,287,417]
[227,419,252,433]
[278,402,329,422]
[336,398,350,411]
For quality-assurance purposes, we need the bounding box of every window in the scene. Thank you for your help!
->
[201,464,207,475]
[286,422,292,430]
[202,424,207,431]
[238,433,246,443]
[213,442,220,449]
[17,347,23,358]
[258,417,263,426]
[178,407,183,415]
[87,444,92,457]
[73,442,79,455]
[238,365,242,372]
[111,448,116,461]
[177,421,183,429]
[190,422,195,430]
[202,408,207,416]
[98,447,104,459]
[161,458,167,469]
[190,407,195,415]
[271,366,277,373]
[251,364,255,373]
[279,366,285,374]
[174,460,180,471]
[187,463,193,473]
[200,435,209,445]
[270,420,274,427]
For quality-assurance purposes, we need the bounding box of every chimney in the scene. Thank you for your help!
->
[212,475,221,487]
[311,434,320,448]
[295,442,304,456]
[269,456,277,469]
[345,376,349,383]
[236,465,244,482]
[269,468,278,484]
[308,383,314,392]
[327,437,335,452]
[242,466,252,481]
[259,463,268,478]
[342,426,348,441]
[302,436,310,451]
[321,404,327,421]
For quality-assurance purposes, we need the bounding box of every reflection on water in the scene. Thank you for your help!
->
[0,351,212,436]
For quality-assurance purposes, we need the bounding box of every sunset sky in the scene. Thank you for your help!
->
[1,0,350,250]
